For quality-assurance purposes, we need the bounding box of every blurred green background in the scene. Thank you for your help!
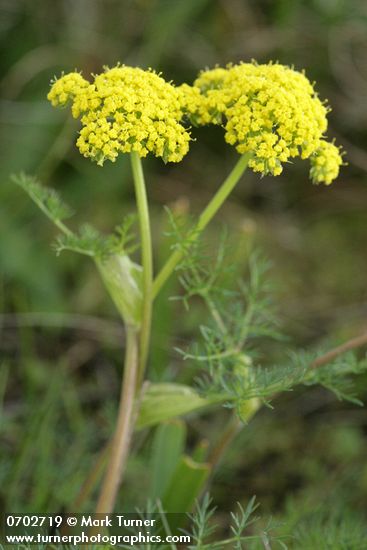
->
[1,0,367,543]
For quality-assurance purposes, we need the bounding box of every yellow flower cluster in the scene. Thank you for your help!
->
[48,62,344,183]
[309,140,344,185]
[47,72,89,108]
[48,66,191,165]
[179,61,343,183]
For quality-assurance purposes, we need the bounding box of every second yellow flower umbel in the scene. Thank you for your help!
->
[179,61,344,184]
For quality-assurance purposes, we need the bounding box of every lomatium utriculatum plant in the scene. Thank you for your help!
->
[14,61,367,519]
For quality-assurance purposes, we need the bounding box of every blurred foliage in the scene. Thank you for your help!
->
[1,0,367,543]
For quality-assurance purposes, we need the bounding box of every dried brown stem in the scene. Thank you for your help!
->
[311,331,367,369]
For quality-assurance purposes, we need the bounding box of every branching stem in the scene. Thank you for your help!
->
[95,154,153,512]
[153,153,252,299]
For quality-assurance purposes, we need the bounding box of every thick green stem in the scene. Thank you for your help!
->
[153,153,252,299]
[95,326,138,513]
[130,152,153,383]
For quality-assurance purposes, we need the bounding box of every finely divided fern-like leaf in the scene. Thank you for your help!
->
[54,224,103,257]
[168,218,367,412]
[13,172,139,261]
[54,219,139,259]
[12,172,74,225]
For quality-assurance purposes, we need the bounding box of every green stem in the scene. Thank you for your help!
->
[130,152,153,384]
[207,406,259,472]
[207,415,243,470]
[95,325,138,513]
[153,152,252,299]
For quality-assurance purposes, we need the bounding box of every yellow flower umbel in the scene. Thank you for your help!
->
[48,66,191,165]
[179,61,343,183]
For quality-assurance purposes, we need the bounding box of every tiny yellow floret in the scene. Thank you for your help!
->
[48,65,191,165]
[179,61,344,184]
